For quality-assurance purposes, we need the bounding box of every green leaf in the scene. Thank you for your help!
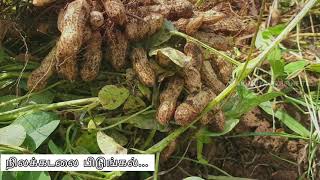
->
[145,20,175,48]
[0,124,26,146]
[123,95,146,114]
[13,111,60,151]
[256,24,285,51]
[137,82,152,100]
[0,95,19,112]
[0,172,16,180]
[106,130,128,146]
[284,60,307,78]
[22,91,55,105]
[225,85,282,118]
[16,171,51,180]
[255,28,272,50]
[267,47,284,78]
[262,24,286,38]
[87,116,105,130]
[197,119,240,137]
[98,85,130,110]
[106,111,169,132]
[97,131,127,154]
[61,175,74,180]
[307,63,320,73]
[48,140,63,154]
[76,132,99,153]
[259,101,310,137]
[149,47,191,67]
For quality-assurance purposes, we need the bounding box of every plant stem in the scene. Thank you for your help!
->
[0,144,32,154]
[0,97,99,121]
[153,152,160,180]
[97,105,153,131]
[0,81,65,108]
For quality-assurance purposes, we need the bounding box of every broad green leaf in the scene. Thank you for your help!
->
[98,85,130,110]
[106,111,169,132]
[267,47,284,78]
[262,24,286,38]
[260,101,310,137]
[13,111,60,151]
[97,131,127,154]
[225,85,282,118]
[0,124,26,146]
[149,47,191,67]
[0,95,19,112]
[48,140,63,154]
[16,171,51,180]
[284,60,307,78]
[197,119,240,137]
[76,132,99,153]
[123,95,146,114]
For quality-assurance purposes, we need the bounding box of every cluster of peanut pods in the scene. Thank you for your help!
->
[28,0,246,128]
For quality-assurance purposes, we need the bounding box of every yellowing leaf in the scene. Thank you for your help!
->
[97,131,127,154]
[149,47,191,67]
[98,85,130,110]
[0,124,26,146]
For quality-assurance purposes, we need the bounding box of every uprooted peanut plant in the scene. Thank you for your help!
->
[1,0,320,179]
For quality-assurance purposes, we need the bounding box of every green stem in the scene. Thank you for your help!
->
[141,129,157,150]
[0,72,29,80]
[170,31,241,66]
[153,152,160,180]
[173,157,231,177]
[0,97,99,121]
[97,105,153,131]
[0,81,65,108]
[67,172,105,180]
[0,144,32,154]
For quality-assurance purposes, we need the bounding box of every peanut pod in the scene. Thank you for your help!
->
[183,43,203,93]
[27,47,57,91]
[105,22,128,71]
[80,31,102,81]
[175,89,215,126]
[126,13,164,41]
[156,76,184,125]
[102,0,127,26]
[130,48,156,87]
[55,0,90,80]
[201,61,225,94]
